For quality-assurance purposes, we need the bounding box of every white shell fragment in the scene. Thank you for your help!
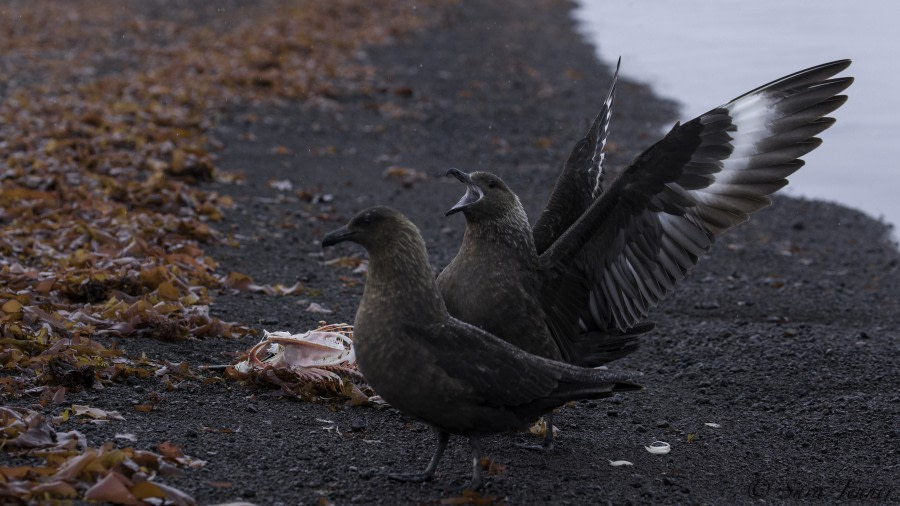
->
[645,441,671,454]
[72,405,125,421]
[608,460,634,467]
[269,179,294,191]
[704,422,721,428]
[235,326,356,373]
[305,302,333,314]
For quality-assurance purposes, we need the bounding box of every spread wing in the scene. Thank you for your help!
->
[532,58,620,254]
[538,59,853,335]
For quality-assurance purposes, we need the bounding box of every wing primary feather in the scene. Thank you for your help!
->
[768,96,847,131]
[727,59,851,103]
[771,78,854,116]
[719,160,805,184]
[728,139,822,171]
[540,60,851,334]
[755,118,835,150]
[591,56,621,199]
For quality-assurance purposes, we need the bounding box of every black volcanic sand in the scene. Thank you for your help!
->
[16,0,900,504]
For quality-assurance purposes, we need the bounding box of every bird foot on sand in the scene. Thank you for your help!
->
[388,472,434,483]
[387,472,434,483]
[516,440,555,451]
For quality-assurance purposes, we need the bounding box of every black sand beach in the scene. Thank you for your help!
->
[4,1,898,504]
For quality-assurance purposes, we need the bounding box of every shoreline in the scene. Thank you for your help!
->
[571,0,900,232]
[569,2,898,246]
[3,0,897,503]
[200,0,900,502]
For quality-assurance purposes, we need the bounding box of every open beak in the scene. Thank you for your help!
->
[445,168,484,216]
[321,225,354,247]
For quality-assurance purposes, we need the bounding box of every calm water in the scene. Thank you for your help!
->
[574,1,900,234]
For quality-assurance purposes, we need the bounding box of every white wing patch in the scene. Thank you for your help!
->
[576,61,852,332]
[722,93,775,173]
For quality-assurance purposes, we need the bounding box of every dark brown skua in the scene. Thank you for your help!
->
[438,59,853,447]
[321,206,640,490]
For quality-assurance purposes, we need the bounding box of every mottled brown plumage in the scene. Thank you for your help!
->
[322,206,639,489]
[439,170,646,368]
[439,60,851,450]
[440,172,563,361]
[440,60,853,362]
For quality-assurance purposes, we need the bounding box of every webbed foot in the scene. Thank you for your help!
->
[388,471,434,483]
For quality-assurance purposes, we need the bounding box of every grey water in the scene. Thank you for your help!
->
[574,0,899,236]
